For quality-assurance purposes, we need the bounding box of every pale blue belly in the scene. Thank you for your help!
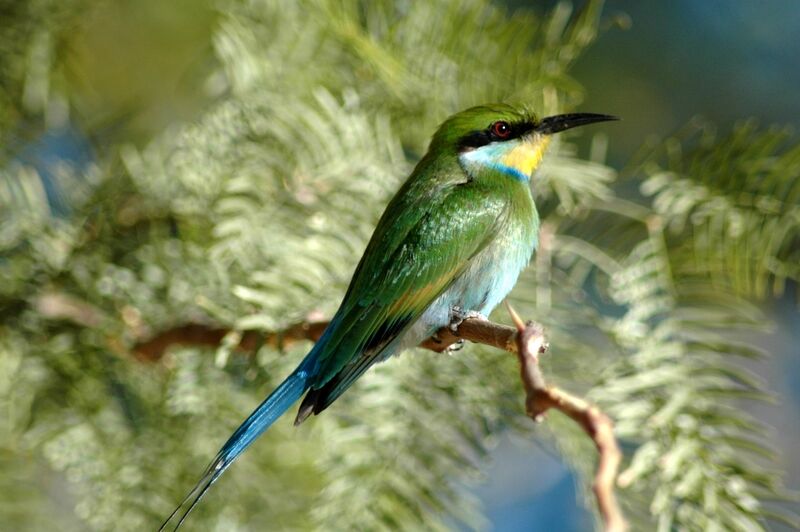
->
[399,232,536,350]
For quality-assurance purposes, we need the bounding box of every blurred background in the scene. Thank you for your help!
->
[1,1,798,530]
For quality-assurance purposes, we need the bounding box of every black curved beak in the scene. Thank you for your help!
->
[535,113,619,135]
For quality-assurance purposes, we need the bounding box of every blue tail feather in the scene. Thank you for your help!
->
[159,354,318,531]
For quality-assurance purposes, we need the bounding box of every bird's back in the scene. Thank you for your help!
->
[296,158,539,420]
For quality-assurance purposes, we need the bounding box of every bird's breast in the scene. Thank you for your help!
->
[404,218,537,348]
[458,227,537,315]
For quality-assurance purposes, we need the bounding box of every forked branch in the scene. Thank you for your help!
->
[132,308,626,530]
[505,303,627,532]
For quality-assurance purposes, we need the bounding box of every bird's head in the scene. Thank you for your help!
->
[431,103,617,182]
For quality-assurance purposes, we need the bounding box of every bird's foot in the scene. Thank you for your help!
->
[445,339,465,354]
[449,306,487,334]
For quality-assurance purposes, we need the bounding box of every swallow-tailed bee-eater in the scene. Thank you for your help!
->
[161,103,617,530]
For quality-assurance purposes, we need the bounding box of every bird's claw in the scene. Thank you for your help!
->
[449,306,487,334]
[445,339,465,354]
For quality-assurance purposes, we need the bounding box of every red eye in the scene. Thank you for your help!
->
[491,121,511,139]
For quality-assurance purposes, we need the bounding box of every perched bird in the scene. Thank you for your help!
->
[161,103,616,530]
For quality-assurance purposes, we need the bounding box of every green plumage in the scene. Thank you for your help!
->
[297,104,543,420]
[162,104,616,530]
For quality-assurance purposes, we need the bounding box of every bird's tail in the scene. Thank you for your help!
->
[159,354,317,531]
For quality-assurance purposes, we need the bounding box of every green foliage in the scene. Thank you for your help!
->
[601,237,783,530]
[1,0,798,531]
[640,120,800,299]
[0,0,90,150]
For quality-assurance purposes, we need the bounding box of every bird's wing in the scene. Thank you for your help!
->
[300,179,509,417]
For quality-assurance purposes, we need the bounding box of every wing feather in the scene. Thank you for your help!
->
[302,178,509,415]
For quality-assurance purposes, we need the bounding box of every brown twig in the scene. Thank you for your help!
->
[133,318,519,361]
[33,291,107,328]
[133,322,330,362]
[506,302,627,532]
[132,309,626,529]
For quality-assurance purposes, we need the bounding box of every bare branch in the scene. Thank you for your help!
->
[131,308,626,530]
[33,291,107,328]
[133,318,518,361]
[133,321,329,361]
[506,302,627,532]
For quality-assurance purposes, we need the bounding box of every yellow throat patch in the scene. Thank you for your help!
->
[501,135,551,178]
